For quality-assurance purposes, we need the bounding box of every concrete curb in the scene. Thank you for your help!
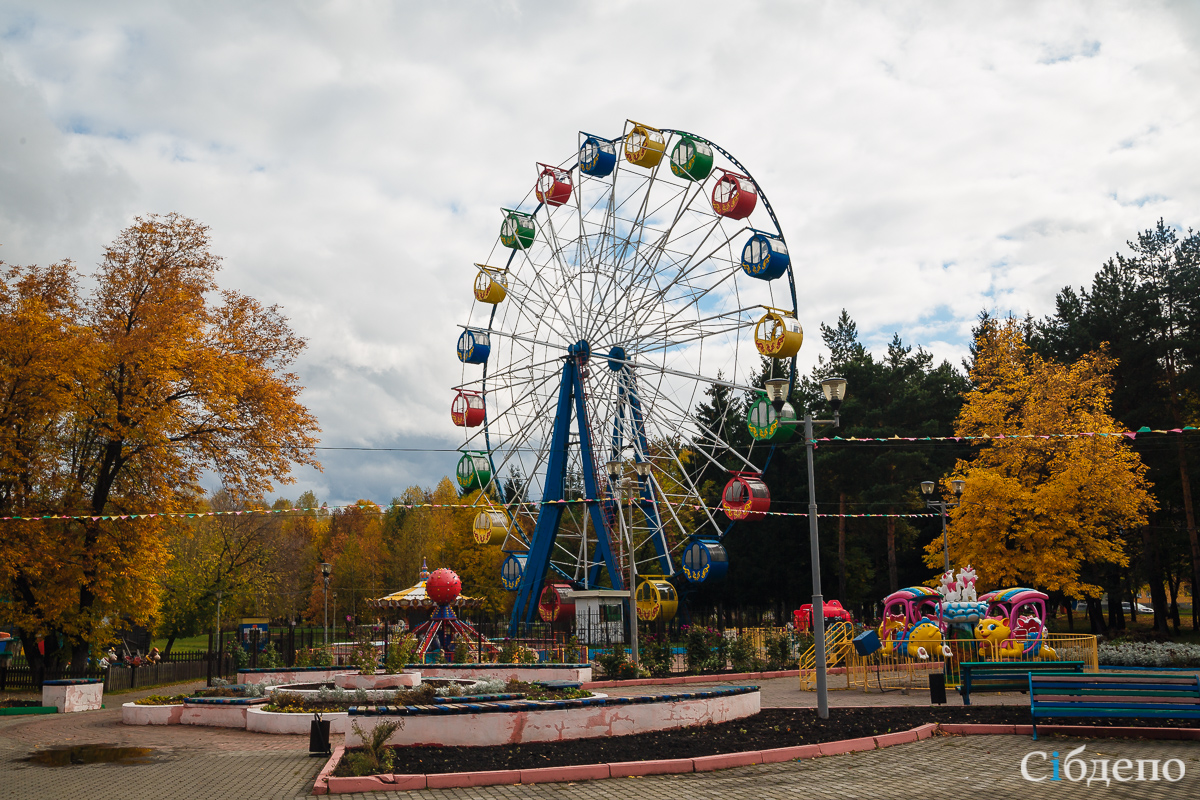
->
[583,669,798,689]
[313,720,1200,794]
[313,721,922,794]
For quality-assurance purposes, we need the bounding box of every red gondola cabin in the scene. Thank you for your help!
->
[538,583,576,624]
[535,164,573,207]
[721,471,770,520]
[451,390,485,427]
[711,169,758,220]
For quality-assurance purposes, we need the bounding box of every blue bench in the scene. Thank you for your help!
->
[957,660,1084,705]
[1029,672,1200,740]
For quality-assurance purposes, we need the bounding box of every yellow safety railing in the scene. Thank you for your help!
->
[798,621,855,690]
[842,633,1098,693]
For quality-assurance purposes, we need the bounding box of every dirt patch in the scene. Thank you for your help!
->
[381,706,1198,774]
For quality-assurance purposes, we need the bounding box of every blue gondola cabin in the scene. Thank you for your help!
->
[535,163,573,207]
[501,554,526,590]
[741,232,790,280]
[746,394,797,443]
[451,390,485,427]
[579,134,617,177]
[682,538,728,583]
[670,136,714,182]
[624,122,666,168]
[721,472,770,520]
[457,329,490,364]
[456,451,491,492]
[474,265,507,304]
[711,169,758,220]
[754,309,803,358]
[500,209,536,249]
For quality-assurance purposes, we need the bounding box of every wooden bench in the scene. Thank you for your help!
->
[957,661,1085,705]
[1030,672,1200,740]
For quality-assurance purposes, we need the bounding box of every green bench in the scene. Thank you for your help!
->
[1030,672,1200,740]
[957,661,1085,705]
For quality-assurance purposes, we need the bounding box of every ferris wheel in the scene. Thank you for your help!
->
[451,121,802,631]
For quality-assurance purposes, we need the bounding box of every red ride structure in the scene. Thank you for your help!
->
[409,568,499,659]
[793,600,853,632]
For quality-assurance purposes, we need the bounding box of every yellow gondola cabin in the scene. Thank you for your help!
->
[624,121,666,168]
[754,308,803,358]
[474,265,507,304]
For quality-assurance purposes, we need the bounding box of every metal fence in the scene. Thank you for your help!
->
[0,650,237,692]
[825,633,1100,692]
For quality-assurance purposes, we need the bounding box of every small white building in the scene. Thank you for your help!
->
[565,589,628,645]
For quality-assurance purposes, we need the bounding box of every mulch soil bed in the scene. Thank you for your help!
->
[384,706,1198,774]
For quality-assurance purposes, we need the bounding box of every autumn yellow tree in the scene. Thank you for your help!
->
[928,318,1155,600]
[1,214,320,669]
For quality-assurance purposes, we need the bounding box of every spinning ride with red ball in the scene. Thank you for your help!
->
[410,568,500,659]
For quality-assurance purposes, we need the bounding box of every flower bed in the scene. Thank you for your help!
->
[1098,640,1200,668]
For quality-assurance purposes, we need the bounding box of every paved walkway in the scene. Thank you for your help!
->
[2,678,1195,799]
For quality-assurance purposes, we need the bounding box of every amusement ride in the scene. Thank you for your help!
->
[450,121,804,634]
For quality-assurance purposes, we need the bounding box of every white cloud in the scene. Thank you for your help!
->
[3,0,1199,504]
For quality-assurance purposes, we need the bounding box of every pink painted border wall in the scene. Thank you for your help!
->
[345,690,760,748]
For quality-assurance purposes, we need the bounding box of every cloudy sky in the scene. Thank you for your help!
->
[3,1,1199,505]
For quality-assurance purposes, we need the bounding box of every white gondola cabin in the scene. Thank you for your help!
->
[635,577,678,622]
[473,265,507,304]
[451,390,485,427]
[721,471,770,520]
[740,231,790,280]
[535,163,573,207]
[472,510,507,544]
[754,308,803,359]
[579,133,617,177]
[746,394,797,443]
[711,169,758,220]
[500,209,536,249]
[457,329,490,364]
[456,451,492,492]
[624,121,666,168]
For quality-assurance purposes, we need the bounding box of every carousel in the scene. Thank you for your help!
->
[366,559,496,659]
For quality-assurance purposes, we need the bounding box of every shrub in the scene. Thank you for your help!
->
[134,694,189,705]
[453,635,470,664]
[595,648,638,679]
[384,635,418,674]
[338,720,401,777]
[313,646,334,668]
[728,633,756,673]
[764,629,792,670]
[259,642,282,669]
[684,626,724,674]
[1098,641,1200,667]
[294,647,312,668]
[640,633,673,677]
[349,640,379,674]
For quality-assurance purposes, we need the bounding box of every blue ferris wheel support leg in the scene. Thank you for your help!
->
[508,357,624,636]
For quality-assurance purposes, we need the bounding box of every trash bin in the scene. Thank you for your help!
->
[309,717,331,755]
[929,672,947,705]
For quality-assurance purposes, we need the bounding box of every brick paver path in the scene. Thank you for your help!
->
[3,678,1196,799]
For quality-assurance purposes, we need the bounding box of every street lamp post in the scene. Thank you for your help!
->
[920,480,965,573]
[320,562,332,647]
[766,375,847,721]
[606,457,648,669]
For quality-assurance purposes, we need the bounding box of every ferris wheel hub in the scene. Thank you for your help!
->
[607,346,626,371]
[567,339,591,362]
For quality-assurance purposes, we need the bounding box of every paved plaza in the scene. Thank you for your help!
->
[2,678,1196,799]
